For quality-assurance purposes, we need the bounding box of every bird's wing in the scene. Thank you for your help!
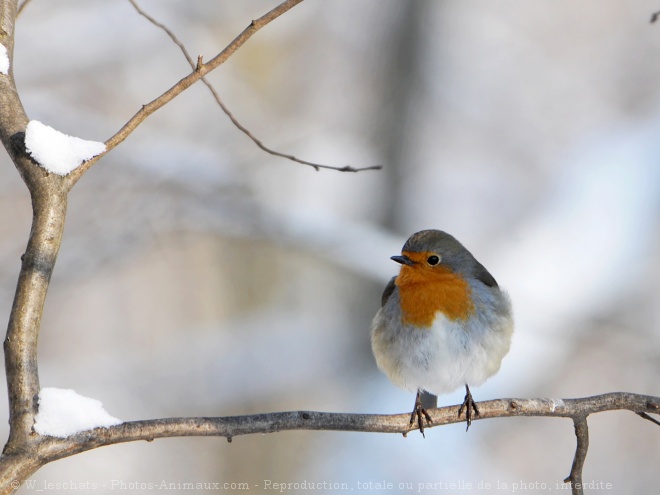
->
[380,276,397,306]
[473,261,498,288]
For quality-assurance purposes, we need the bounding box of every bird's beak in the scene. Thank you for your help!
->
[390,255,415,266]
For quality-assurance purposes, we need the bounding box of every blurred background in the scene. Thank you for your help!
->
[1,0,659,492]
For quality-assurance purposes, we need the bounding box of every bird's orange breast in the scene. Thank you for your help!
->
[395,253,475,327]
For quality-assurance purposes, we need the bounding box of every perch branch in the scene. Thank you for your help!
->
[64,0,306,188]
[29,394,660,473]
[128,0,379,173]
[3,392,656,493]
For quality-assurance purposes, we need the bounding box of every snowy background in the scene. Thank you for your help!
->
[0,0,659,493]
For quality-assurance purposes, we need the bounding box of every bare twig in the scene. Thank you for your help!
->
[651,10,660,23]
[64,0,306,188]
[127,0,192,65]
[564,416,589,495]
[636,411,660,427]
[16,0,31,18]
[127,0,380,174]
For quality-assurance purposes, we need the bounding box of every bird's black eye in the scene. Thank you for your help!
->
[427,255,440,266]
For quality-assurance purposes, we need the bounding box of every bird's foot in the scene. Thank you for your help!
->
[457,384,480,431]
[407,390,433,438]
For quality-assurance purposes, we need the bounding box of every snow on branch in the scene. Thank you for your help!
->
[0,45,9,75]
[33,388,121,438]
[25,121,105,176]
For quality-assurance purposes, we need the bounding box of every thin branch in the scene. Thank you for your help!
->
[194,93,381,173]
[636,411,660,427]
[64,0,306,188]
[127,0,194,66]
[127,0,380,174]
[16,0,30,18]
[651,10,660,23]
[564,415,589,495]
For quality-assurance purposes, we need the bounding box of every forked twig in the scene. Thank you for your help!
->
[64,0,307,188]
[128,0,380,173]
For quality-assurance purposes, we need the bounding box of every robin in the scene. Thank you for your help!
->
[371,230,513,436]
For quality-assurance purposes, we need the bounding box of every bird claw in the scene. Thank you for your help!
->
[457,384,480,431]
[406,390,433,438]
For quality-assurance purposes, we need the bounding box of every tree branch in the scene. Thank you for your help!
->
[0,454,42,494]
[0,5,72,492]
[3,191,67,455]
[0,0,69,460]
[127,0,381,174]
[64,0,306,188]
[564,416,589,495]
[25,394,660,473]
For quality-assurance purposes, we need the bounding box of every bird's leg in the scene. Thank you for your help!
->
[407,390,433,437]
[457,384,480,431]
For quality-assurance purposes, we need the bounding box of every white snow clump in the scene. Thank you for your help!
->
[25,120,106,175]
[33,387,122,438]
[0,44,9,75]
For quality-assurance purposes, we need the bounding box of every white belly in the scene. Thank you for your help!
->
[371,286,513,395]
